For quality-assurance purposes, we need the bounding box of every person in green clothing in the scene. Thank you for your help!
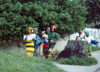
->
[48,25,60,58]
[84,30,92,56]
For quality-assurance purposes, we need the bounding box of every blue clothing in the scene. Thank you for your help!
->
[34,34,42,56]
[34,34,42,46]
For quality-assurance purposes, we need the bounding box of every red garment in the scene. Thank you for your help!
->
[43,43,48,48]
[79,31,82,35]
[51,25,56,30]
[76,36,78,40]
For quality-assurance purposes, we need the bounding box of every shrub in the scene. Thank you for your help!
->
[57,56,97,66]
[0,0,87,48]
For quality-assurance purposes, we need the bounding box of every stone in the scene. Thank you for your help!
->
[57,40,88,58]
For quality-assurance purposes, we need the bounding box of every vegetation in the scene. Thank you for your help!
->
[86,0,100,24]
[56,56,97,66]
[0,0,87,48]
[0,48,65,72]
[92,46,100,51]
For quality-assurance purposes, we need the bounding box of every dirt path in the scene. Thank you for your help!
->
[54,51,100,72]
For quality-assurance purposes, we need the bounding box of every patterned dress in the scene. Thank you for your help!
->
[23,34,36,56]
[25,40,35,56]
[48,32,60,49]
[34,34,42,56]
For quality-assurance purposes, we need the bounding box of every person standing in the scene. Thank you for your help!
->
[42,27,50,58]
[33,28,42,56]
[84,30,92,56]
[48,25,60,58]
[23,27,36,56]
[76,30,83,40]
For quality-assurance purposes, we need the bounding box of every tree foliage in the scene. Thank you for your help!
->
[0,0,87,47]
[86,0,100,24]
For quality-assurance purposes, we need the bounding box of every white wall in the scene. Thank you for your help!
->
[83,28,100,47]
[55,35,70,53]
[54,28,100,54]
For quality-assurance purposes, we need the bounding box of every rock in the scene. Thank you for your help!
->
[57,40,88,58]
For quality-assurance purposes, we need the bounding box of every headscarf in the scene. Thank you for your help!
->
[51,25,56,31]
[84,30,89,34]
[26,26,33,33]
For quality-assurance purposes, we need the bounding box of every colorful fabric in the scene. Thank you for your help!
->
[88,43,92,52]
[84,36,93,43]
[51,25,56,31]
[91,40,99,45]
[48,47,56,58]
[26,27,32,30]
[34,34,42,46]
[33,28,38,34]
[79,31,82,35]
[34,34,42,56]
[48,32,60,40]
[26,26,33,33]
[25,40,34,56]
[76,36,83,40]
[34,48,38,56]
[49,43,56,49]
[47,27,50,32]
[43,43,48,48]
[84,30,89,34]
[76,36,78,40]
[23,34,36,41]
[48,32,60,49]
[42,33,48,40]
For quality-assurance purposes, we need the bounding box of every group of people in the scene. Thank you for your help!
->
[76,30,94,56]
[23,25,60,58]
[23,25,96,58]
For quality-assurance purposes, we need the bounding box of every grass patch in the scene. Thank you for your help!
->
[56,56,97,66]
[92,46,100,51]
[0,48,65,72]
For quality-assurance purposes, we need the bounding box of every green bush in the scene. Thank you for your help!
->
[0,48,65,72]
[0,0,87,48]
[57,56,97,66]
[92,46,100,51]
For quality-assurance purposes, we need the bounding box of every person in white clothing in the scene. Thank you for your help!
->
[83,30,92,56]
[23,27,36,56]
[42,27,50,58]
[42,27,50,40]
[76,30,84,40]
[23,34,36,41]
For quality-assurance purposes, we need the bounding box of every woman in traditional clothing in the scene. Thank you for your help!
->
[33,28,42,56]
[48,25,60,58]
[23,27,36,56]
[42,27,50,58]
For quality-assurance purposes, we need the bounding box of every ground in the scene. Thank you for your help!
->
[54,50,100,72]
